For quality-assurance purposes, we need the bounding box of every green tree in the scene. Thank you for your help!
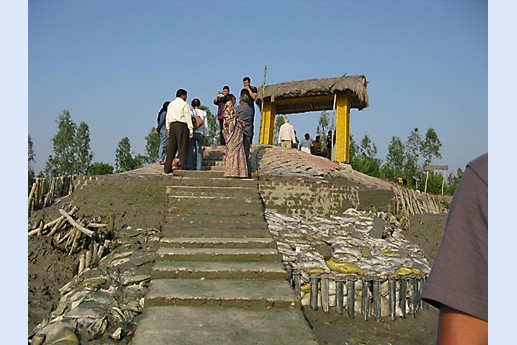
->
[421,128,442,167]
[274,115,285,145]
[89,162,114,175]
[447,168,463,195]
[202,105,218,146]
[45,110,78,177]
[74,122,93,174]
[424,171,450,195]
[316,111,330,144]
[382,136,405,180]
[44,110,94,177]
[404,128,422,186]
[115,137,137,172]
[349,134,358,160]
[28,135,36,191]
[134,154,147,168]
[351,134,381,176]
[145,127,160,163]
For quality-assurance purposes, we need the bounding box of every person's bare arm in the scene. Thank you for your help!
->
[437,305,488,345]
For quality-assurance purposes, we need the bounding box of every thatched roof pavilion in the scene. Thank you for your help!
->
[256,74,369,163]
[255,75,369,114]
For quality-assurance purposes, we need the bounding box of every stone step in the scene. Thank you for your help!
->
[167,196,263,207]
[164,216,267,230]
[167,185,258,193]
[168,177,257,188]
[151,261,287,280]
[171,170,225,178]
[131,306,319,345]
[144,279,300,308]
[157,247,281,262]
[160,237,277,249]
[161,227,271,238]
[167,189,260,199]
[164,215,267,227]
[167,205,264,217]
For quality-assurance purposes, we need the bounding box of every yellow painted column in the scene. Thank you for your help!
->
[334,94,350,162]
[259,101,276,145]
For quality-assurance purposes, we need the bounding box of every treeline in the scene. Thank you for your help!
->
[29,109,462,196]
[348,128,462,195]
[28,107,220,190]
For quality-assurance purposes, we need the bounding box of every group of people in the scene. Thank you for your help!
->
[277,118,334,159]
[157,77,257,178]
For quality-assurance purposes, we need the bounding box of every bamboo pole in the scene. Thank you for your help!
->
[68,229,80,256]
[92,242,99,266]
[85,249,92,269]
[45,206,79,237]
[57,228,74,244]
[47,217,67,238]
[78,253,85,274]
[28,182,37,212]
[59,208,94,237]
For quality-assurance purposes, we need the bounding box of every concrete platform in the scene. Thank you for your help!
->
[161,227,271,238]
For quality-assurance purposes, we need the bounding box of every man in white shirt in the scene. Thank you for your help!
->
[278,117,296,149]
[164,89,193,174]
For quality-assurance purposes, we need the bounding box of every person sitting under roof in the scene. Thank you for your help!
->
[311,135,325,156]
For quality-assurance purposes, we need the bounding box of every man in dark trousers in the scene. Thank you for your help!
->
[164,89,193,174]
[236,93,254,176]
[240,76,257,115]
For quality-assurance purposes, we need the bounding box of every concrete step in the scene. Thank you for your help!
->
[160,237,277,249]
[167,205,264,217]
[165,216,267,230]
[168,177,257,188]
[144,279,300,308]
[157,247,281,262]
[167,196,263,207]
[167,189,261,198]
[151,261,287,280]
[170,170,225,178]
[161,227,271,238]
[131,306,319,345]
[164,215,267,228]
[166,185,257,193]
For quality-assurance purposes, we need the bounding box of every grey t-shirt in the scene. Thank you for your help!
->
[422,153,488,321]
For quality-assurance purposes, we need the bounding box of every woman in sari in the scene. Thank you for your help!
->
[222,94,248,178]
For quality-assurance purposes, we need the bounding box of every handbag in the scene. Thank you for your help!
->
[191,109,204,130]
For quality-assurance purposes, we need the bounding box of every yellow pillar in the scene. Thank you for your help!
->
[259,101,276,145]
[334,94,350,163]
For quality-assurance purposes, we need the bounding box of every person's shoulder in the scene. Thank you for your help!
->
[467,153,488,183]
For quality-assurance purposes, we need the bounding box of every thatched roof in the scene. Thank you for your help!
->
[255,75,369,114]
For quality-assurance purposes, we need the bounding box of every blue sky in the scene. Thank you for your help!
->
[28,0,487,174]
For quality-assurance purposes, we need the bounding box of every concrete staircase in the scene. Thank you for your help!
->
[131,170,318,345]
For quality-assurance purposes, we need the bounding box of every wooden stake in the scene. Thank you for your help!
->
[69,229,80,256]
[78,253,85,274]
[59,208,94,237]
[85,250,92,269]
[57,228,74,244]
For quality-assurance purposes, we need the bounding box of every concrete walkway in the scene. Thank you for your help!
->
[130,170,318,345]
